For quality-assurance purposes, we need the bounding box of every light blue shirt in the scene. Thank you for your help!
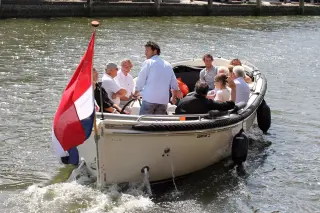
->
[135,55,179,105]
[234,77,250,104]
[199,66,217,90]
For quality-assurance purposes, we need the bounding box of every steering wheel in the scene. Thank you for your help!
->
[120,97,142,114]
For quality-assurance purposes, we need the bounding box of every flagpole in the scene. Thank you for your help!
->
[91,20,99,138]
[91,20,101,187]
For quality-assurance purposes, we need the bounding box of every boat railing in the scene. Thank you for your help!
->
[95,104,249,123]
[95,112,210,122]
[135,113,209,122]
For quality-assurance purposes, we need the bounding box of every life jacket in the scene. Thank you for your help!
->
[177,78,189,96]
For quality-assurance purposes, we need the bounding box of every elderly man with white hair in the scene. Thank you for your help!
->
[115,59,135,106]
[102,62,127,106]
[217,66,229,76]
[232,65,250,104]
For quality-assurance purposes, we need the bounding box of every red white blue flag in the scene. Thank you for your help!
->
[52,32,95,158]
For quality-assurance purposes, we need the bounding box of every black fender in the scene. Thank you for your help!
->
[257,99,271,134]
[232,129,249,166]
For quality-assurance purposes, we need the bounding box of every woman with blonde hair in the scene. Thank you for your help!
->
[214,74,231,102]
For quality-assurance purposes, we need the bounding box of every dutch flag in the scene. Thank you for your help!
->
[52,32,95,161]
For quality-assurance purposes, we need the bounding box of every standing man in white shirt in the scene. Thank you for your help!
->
[101,62,127,106]
[115,59,135,106]
[232,66,250,104]
[133,41,180,115]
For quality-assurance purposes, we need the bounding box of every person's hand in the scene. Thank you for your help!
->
[95,105,100,112]
[207,94,216,100]
[244,75,252,83]
[123,110,130,115]
[227,77,236,89]
[133,91,140,97]
[171,97,177,105]
[228,65,234,73]
[207,90,215,95]
[132,95,139,100]
[176,90,183,99]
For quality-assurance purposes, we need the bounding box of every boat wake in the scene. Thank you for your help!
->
[4,181,154,213]
[4,126,271,213]
[66,159,97,186]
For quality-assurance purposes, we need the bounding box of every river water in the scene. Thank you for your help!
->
[0,16,319,213]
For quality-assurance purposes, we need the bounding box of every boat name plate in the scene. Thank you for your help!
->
[196,133,210,138]
[104,124,115,128]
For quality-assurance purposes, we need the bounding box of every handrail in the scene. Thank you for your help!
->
[95,112,211,122]
[136,113,210,122]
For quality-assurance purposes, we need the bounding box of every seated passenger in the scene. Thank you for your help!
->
[217,66,229,76]
[232,66,250,104]
[175,80,236,115]
[101,62,127,106]
[177,78,189,97]
[199,54,218,90]
[230,58,242,66]
[205,66,228,99]
[214,74,231,102]
[93,68,123,114]
[230,58,252,83]
[115,59,135,106]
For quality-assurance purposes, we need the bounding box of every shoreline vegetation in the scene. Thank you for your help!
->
[0,0,319,18]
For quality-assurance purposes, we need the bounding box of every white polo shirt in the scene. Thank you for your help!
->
[115,69,135,98]
[101,74,121,106]
[135,55,179,105]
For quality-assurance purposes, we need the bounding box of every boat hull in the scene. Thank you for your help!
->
[78,111,256,187]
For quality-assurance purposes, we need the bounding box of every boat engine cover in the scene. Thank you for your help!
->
[232,129,249,166]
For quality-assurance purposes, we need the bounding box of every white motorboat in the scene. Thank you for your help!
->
[76,57,270,188]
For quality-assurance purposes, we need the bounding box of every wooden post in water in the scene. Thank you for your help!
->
[256,0,262,8]
[299,0,304,15]
[154,0,161,16]
[0,0,2,18]
[207,0,213,15]
[87,0,93,17]
[256,0,262,15]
